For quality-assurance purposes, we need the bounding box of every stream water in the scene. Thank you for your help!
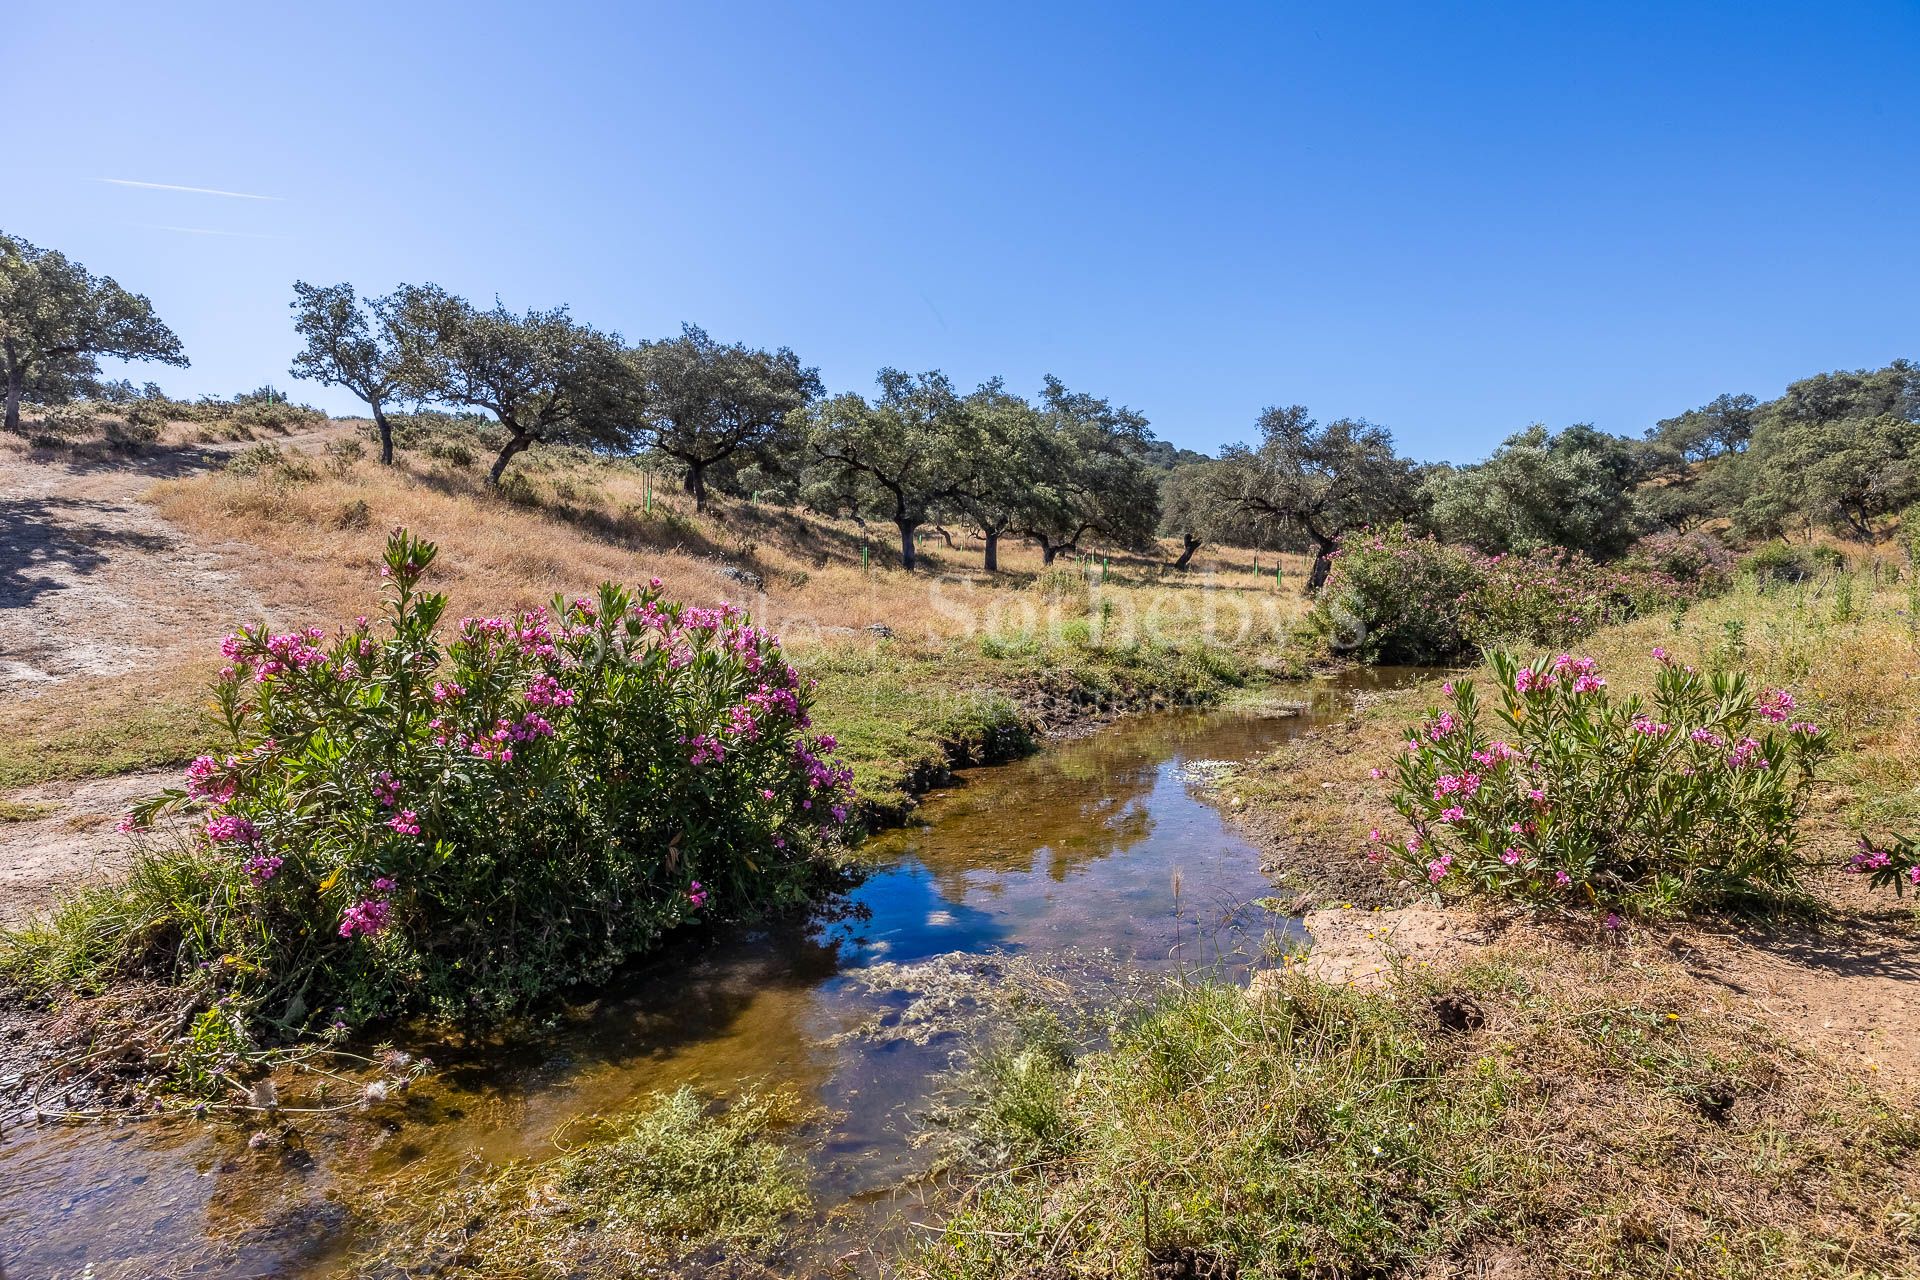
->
[0,671,1419,1279]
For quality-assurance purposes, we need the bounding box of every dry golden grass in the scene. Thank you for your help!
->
[145,425,1313,663]
[4,418,1313,803]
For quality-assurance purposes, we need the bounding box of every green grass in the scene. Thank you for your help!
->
[907,947,1920,1279]
[349,1084,814,1278]
[811,631,1274,818]
[0,799,57,822]
[0,681,211,790]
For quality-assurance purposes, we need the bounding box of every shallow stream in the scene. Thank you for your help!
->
[0,670,1419,1279]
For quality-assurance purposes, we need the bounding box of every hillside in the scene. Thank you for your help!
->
[0,412,1312,921]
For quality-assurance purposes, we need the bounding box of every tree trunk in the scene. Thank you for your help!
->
[3,369,20,435]
[1173,533,1201,571]
[1040,541,1058,566]
[371,401,393,465]
[897,520,919,572]
[983,530,999,573]
[487,432,532,486]
[1305,534,1337,593]
[688,463,710,513]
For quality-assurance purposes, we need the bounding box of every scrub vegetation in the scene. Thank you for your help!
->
[5,232,1920,1279]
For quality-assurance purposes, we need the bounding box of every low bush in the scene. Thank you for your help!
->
[1379,649,1829,916]
[1743,541,1845,584]
[6,530,853,1054]
[1316,525,1715,664]
[1621,528,1735,594]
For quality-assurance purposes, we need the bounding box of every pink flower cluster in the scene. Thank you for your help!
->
[525,674,577,709]
[185,754,237,804]
[386,809,421,836]
[243,854,284,884]
[339,877,397,939]
[206,813,258,845]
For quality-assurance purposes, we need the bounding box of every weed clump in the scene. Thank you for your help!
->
[353,1085,813,1277]
[908,951,1920,1279]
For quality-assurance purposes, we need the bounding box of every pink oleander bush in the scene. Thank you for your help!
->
[1845,835,1920,896]
[115,529,852,1032]
[1316,524,1717,665]
[1373,649,1830,916]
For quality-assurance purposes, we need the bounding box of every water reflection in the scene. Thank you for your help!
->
[0,679,1426,1279]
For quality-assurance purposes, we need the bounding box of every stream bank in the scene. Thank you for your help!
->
[0,673,1410,1279]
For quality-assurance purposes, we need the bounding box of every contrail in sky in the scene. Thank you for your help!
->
[101,178,283,201]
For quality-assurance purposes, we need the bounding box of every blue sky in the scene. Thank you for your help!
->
[12,1,1918,461]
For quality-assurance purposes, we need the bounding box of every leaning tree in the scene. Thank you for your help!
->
[288,281,413,464]
[1216,406,1417,591]
[387,285,625,485]
[0,232,187,432]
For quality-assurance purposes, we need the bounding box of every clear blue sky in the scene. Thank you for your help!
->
[13,1,1918,462]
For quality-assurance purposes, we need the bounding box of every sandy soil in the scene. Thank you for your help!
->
[1257,887,1920,1088]
[0,426,346,923]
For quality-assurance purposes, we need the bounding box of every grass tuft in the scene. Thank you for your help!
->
[909,946,1920,1279]
[349,1084,814,1278]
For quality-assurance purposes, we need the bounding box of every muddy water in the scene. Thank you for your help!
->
[0,671,1420,1279]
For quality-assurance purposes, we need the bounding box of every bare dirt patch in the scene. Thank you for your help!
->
[0,426,348,920]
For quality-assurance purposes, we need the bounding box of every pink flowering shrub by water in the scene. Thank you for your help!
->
[1317,524,1713,664]
[1375,649,1829,915]
[128,530,852,1026]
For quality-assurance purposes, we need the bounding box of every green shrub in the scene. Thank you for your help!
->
[223,442,319,485]
[43,530,853,1040]
[1317,525,1720,665]
[1742,542,1844,584]
[1379,649,1829,916]
[1313,525,1482,663]
[1621,530,1734,594]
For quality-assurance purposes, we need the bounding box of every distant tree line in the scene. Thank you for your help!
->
[283,279,1168,572]
[8,230,1919,575]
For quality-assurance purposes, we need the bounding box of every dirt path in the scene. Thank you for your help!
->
[1278,893,1920,1089]
[0,425,348,924]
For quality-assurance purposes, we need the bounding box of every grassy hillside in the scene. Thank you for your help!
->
[1,419,1314,814]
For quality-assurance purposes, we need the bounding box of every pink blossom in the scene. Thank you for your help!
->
[386,809,421,837]
[339,896,392,939]
[1758,689,1796,723]
[688,880,708,909]
[206,814,258,845]
[1500,847,1523,866]
[1427,853,1454,883]
[185,754,236,804]
[244,854,283,884]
